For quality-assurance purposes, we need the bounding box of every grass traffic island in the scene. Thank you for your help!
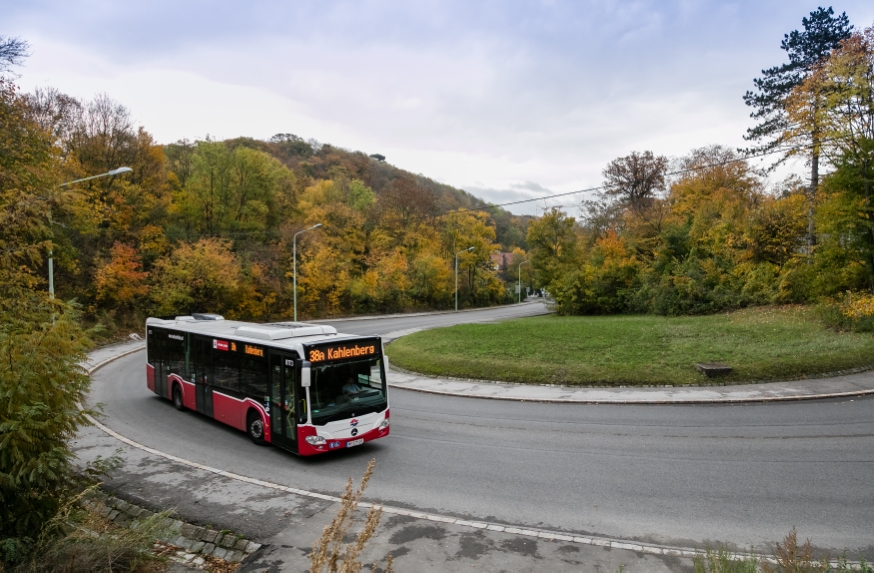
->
[386,306,874,387]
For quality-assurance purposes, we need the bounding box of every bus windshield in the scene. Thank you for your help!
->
[309,356,387,425]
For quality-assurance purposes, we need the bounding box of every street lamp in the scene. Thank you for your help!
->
[293,223,323,322]
[455,246,475,312]
[49,167,133,298]
[518,260,530,304]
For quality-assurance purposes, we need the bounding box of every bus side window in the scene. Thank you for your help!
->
[148,329,163,366]
[214,352,240,392]
[166,335,186,376]
[241,356,268,397]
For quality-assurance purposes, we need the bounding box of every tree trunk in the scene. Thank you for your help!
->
[866,178,874,293]
[808,151,819,260]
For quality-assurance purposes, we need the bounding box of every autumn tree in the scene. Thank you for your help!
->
[150,238,241,315]
[601,150,669,243]
[743,6,853,249]
[0,78,96,562]
[794,24,874,291]
[94,242,149,311]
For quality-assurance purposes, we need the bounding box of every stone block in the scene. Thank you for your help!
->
[244,541,261,554]
[219,534,236,549]
[139,510,154,520]
[190,541,205,553]
[202,543,216,555]
[228,550,244,562]
[202,530,218,544]
[127,507,144,518]
[234,538,249,551]
[212,547,228,560]
[695,363,732,377]
[108,509,120,521]
[180,523,204,540]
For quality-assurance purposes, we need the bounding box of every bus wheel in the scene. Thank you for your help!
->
[247,411,267,446]
[172,385,184,411]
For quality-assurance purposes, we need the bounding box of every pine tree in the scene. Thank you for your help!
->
[743,7,853,251]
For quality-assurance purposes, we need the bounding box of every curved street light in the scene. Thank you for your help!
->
[455,246,475,312]
[518,260,530,304]
[293,223,323,322]
[50,167,133,298]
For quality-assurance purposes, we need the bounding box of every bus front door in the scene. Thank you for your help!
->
[269,354,298,450]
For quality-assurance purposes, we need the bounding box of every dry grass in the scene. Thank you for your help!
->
[310,459,393,573]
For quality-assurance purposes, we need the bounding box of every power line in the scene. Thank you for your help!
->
[443,145,808,216]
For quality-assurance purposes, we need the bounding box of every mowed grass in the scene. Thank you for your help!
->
[386,306,874,386]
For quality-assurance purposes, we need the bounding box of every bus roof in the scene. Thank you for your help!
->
[145,315,376,354]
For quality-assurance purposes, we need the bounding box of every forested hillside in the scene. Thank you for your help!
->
[14,87,531,331]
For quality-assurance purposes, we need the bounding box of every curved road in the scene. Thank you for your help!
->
[89,303,874,554]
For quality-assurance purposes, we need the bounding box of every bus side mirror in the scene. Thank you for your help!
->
[301,361,311,388]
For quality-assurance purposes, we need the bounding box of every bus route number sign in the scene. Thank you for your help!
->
[309,343,376,363]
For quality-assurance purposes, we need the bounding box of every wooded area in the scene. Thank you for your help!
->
[533,14,874,328]
[7,86,534,332]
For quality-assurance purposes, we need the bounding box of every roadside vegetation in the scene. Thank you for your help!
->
[387,306,874,386]
[693,528,872,573]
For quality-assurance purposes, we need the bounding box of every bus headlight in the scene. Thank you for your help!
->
[305,435,326,446]
[378,418,389,430]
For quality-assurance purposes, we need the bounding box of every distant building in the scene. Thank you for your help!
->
[490,252,513,271]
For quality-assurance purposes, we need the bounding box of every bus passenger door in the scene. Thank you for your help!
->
[193,337,214,417]
[269,354,298,450]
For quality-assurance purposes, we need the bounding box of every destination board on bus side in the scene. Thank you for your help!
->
[212,339,265,358]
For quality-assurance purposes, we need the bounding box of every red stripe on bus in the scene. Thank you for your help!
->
[146,363,155,392]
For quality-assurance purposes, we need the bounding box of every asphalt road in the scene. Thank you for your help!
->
[88,302,874,555]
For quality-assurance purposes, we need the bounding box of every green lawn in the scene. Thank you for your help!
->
[386,306,874,386]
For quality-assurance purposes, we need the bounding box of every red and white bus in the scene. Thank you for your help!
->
[145,314,390,455]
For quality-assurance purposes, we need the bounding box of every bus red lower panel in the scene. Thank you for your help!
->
[146,363,155,392]
[297,423,389,456]
[212,392,247,431]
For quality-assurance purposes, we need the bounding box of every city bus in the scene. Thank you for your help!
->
[145,313,390,456]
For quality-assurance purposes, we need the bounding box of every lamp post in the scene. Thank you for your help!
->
[455,246,475,312]
[293,223,322,322]
[49,167,133,298]
[518,260,530,304]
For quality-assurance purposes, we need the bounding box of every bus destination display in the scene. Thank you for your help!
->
[308,342,376,363]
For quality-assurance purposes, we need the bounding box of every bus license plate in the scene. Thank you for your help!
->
[346,438,364,448]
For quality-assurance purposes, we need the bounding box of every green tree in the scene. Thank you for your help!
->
[526,208,579,290]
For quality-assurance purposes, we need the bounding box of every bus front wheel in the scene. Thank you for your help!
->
[172,385,184,411]
[247,411,267,446]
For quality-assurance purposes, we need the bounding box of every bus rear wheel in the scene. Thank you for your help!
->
[247,411,267,446]
[172,385,184,411]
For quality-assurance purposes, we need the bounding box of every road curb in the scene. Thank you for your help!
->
[85,343,146,375]
[386,375,874,404]
[314,300,543,323]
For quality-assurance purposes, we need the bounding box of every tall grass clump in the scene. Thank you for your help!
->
[311,459,393,573]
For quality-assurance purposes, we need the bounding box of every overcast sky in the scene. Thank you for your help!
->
[6,1,874,215]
